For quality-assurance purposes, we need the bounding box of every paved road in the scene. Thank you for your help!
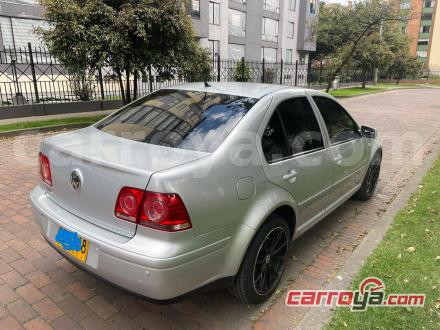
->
[0,88,439,329]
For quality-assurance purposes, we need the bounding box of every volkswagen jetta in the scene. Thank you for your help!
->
[31,83,382,304]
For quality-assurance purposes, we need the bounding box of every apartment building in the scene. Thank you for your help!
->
[187,0,319,63]
[0,0,318,64]
[400,0,440,66]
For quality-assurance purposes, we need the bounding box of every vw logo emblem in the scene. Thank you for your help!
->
[70,170,82,191]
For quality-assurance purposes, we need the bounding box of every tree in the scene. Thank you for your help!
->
[314,0,413,92]
[234,59,251,82]
[383,27,424,84]
[388,53,423,84]
[37,0,210,104]
[352,33,393,88]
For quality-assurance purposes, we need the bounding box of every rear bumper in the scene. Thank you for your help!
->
[30,185,248,300]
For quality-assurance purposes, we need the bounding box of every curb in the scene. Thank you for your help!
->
[0,122,91,139]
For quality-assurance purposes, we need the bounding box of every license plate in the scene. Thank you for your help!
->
[54,227,89,263]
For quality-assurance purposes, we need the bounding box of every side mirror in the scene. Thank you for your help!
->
[361,126,377,139]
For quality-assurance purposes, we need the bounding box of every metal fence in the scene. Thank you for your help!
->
[0,43,374,107]
[425,65,440,79]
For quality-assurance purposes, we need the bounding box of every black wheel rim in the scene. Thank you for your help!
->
[366,163,381,195]
[253,227,288,296]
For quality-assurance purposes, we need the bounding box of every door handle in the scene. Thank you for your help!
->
[283,170,297,183]
[333,154,343,164]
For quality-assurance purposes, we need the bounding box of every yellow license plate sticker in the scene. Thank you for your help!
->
[55,227,90,263]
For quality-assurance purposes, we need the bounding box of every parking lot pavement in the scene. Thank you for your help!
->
[0,88,439,329]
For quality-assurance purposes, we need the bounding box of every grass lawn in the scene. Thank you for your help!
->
[0,115,106,132]
[328,82,438,98]
[327,156,440,329]
[328,87,387,98]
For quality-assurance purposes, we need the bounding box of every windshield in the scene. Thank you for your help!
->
[96,89,259,153]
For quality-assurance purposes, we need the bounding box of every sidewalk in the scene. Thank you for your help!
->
[0,110,115,125]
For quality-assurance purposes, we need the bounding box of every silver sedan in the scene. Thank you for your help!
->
[31,83,382,304]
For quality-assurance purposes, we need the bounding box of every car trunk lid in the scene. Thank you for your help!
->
[41,126,208,238]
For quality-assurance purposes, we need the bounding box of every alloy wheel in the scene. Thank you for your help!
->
[253,227,288,296]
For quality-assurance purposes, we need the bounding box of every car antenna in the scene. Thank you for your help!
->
[204,80,211,88]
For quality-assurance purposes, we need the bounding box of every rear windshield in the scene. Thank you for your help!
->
[96,89,259,153]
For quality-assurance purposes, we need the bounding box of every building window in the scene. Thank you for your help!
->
[287,22,294,39]
[209,2,220,25]
[309,0,317,14]
[262,47,277,62]
[229,9,246,37]
[263,0,280,14]
[262,18,278,42]
[418,39,429,46]
[289,0,296,11]
[400,2,410,9]
[401,26,407,33]
[228,43,245,60]
[0,17,47,49]
[285,49,293,64]
[420,25,431,33]
[421,13,433,20]
[186,0,200,18]
[209,40,220,60]
[416,50,428,58]
[423,0,435,7]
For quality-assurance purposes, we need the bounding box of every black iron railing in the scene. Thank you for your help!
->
[0,43,393,107]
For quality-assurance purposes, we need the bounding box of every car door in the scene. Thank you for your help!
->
[258,92,333,231]
[311,96,368,210]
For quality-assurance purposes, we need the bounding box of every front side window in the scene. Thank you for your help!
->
[262,97,324,162]
[262,18,279,42]
[209,1,220,25]
[313,96,360,144]
[229,9,246,37]
[96,90,259,153]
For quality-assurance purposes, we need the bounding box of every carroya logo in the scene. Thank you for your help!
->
[285,277,425,311]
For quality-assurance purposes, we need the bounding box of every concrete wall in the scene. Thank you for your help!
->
[429,0,440,66]
[0,100,123,120]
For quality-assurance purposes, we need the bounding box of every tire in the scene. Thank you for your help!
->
[230,215,290,304]
[352,151,382,201]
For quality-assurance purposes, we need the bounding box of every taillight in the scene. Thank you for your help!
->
[115,188,192,232]
[115,187,144,222]
[38,152,52,187]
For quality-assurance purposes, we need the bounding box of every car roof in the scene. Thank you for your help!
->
[164,82,323,99]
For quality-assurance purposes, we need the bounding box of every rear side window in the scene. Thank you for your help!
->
[262,97,324,163]
[313,96,361,144]
[277,97,324,155]
[96,89,259,152]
